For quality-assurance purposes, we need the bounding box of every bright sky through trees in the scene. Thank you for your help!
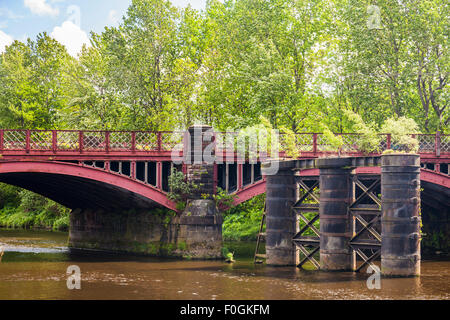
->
[0,0,208,54]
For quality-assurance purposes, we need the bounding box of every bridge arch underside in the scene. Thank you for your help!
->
[420,180,450,254]
[421,180,450,212]
[0,162,175,211]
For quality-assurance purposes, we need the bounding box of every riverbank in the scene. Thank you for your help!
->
[222,194,265,241]
[0,207,70,231]
[0,183,70,231]
[0,183,266,241]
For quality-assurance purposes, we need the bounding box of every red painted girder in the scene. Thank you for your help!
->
[421,169,450,189]
[0,150,177,162]
[0,149,448,163]
[232,179,266,206]
[219,151,450,161]
[233,168,449,202]
[287,167,382,177]
[0,161,178,211]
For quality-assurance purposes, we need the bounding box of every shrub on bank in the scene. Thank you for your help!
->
[222,194,265,241]
[0,184,70,230]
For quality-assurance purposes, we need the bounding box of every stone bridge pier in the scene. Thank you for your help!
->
[177,125,222,259]
[263,154,421,277]
[70,125,223,259]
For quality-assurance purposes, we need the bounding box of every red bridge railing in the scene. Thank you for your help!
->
[0,129,448,156]
[0,130,185,153]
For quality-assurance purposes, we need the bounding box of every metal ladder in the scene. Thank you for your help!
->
[253,202,266,263]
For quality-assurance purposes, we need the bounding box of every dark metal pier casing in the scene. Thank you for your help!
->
[264,166,298,266]
[381,154,421,276]
[316,158,355,271]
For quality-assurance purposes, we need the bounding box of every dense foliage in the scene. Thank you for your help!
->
[222,194,265,241]
[1,0,447,133]
[0,0,447,237]
[0,183,70,230]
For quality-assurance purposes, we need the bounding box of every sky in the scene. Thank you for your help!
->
[0,0,208,56]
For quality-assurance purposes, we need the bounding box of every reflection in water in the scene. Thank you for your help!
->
[0,229,449,300]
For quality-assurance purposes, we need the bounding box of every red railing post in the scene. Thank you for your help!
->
[237,163,243,191]
[0,129,3,151]
[131,131,136,152]
[313,133,318,154]
[435,163,440,173]
[79,131,83,153]
[435,131,441,157]
[131,161,136,179]
[52,130,57,153]
[25,130,30,153]
[386,134,391,150]
[156,161,162,189]
[157,132,162,151]
[213,163,218,194]
[105,131,110,153]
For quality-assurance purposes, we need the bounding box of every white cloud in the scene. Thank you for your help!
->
[24,0,59,17]
[0,7,24,28]
[0,29,13,53]
[51,20,90,57]
[0,8,24,20]
[108,10,119,25]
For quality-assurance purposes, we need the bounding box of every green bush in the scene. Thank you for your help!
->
[324,128,344,152]
[222,194,265,241]
[211,187,235,209]
[167,168,198,205]
[0,183,21,208]
[53,212,70,231]
[344,110,381,154]
[381,117,421,153]
[280,126,300,158]
[0,207,35,229]
[0,185,70,230]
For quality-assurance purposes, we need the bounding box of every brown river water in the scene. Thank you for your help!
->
[0,229,449,300]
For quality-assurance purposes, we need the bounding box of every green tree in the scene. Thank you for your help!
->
[61,35,124,130]
[100,0,181,130]
[335,0,448,132]
[0,33,70,129]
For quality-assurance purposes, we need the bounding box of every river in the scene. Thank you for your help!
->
[0,229,449,300]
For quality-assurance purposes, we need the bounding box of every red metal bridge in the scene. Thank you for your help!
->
[0,129,448,212]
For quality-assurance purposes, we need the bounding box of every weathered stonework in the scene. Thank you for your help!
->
[176,199,223,259]
[69,208,181,256]
[185,164,215,199]
[69,206,221,258]
[177,124,223,259]
[68,124,223,260]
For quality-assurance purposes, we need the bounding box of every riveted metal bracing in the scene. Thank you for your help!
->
[292,176,320,269]
[348,175,382,272]
[290,174,383,272]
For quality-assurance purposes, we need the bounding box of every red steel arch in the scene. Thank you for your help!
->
[0,161,178,211]
[0,161,447,210]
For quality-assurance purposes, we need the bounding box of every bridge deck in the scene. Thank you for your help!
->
[0,129,448,160]
[0,130,448,211]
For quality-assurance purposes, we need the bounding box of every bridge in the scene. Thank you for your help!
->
[0,128,448,208]
[0,127,448,261]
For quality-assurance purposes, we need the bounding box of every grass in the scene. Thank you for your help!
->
[0,205,70,231]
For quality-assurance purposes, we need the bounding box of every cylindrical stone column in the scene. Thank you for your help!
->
[316,158,354,271]
[381,154,421,277]
[263,163,297,266]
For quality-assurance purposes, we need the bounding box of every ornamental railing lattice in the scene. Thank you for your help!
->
[0,129,447,155]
